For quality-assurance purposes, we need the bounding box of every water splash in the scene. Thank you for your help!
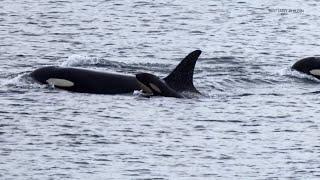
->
[61,54,102,67]
[282,67,320,82]
[0,72,45,94]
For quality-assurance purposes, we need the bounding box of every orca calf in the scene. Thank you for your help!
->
[292,57,320,79]
[136,73,184,98]
[31,50,202,98]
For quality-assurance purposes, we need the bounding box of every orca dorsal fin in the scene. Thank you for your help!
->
[163,50,201,93]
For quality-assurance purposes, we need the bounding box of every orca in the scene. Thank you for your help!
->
[31,66,140,94]
[292,57,320,79]
[30,50,202,97]
[136,73,184,98]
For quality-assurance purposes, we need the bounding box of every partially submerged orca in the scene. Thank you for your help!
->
[292,57,320,79]
[31,50,202,98]
[136,73,184,98]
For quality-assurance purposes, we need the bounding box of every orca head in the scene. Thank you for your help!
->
[135,73,183,98]
[164,50,202,94]
[30,66,75,88]
[30,66,58,84]
[292,57,320,79]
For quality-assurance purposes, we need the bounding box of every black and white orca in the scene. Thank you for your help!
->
[31,50,202,98]
[292,57,320,79]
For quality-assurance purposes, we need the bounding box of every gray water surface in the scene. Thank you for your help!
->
[1,0,320,179]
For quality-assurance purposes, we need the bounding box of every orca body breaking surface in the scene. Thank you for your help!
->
[31,50,202,98]
[292,57,320,79]
[31,66,140,94]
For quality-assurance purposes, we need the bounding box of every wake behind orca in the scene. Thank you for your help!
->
[31,50,202,98]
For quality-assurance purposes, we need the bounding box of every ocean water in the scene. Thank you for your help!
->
[1,0,320,179]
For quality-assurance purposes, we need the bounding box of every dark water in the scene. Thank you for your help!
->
[1,0,320,179]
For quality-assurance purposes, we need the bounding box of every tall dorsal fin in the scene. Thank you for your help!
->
[163,50,201,93]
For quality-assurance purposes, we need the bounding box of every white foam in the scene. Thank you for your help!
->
[284,68,320,82]
[1,73,27,86]
[61,54,99,67]
[1,73,44,89]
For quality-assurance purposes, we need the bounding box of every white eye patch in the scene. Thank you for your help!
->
[149,83,161,93]
[137,81,153,95]
[310,69,320,76]
[46,78,74,87]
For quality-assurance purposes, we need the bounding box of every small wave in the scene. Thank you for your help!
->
[181,91,203,99]
[281,67,320,83]
[61,54,95,67]
[302,91,320,95]
[61,54,127,68]
[1,73,44,91]
[60,54,175,76]
[1,73,28,86]
[201,56,240,65]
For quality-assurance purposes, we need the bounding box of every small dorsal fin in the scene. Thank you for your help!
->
[163,50,201,93]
